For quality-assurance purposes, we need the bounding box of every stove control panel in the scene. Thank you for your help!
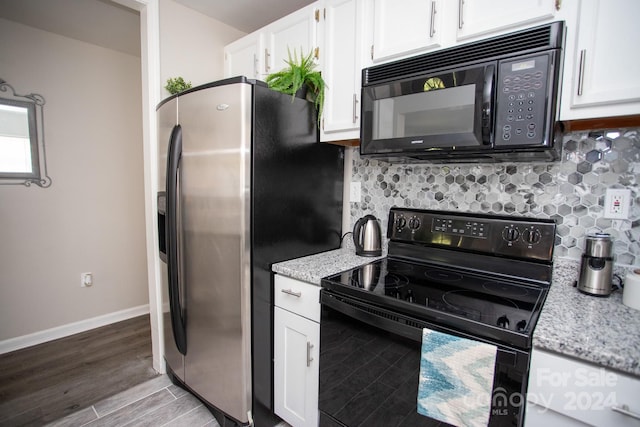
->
[433,217,488,238]
[389,207,556,262]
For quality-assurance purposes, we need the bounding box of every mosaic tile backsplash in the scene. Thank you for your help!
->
[350,128,640,266]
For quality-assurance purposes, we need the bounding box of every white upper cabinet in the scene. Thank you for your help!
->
[224,0,639,145]
[456,0,556,41]
[320,0,366,141]
[224,31,263,79]
[223,3,320,79]
[370,0,443,63]
[560,0,640,120]
[265,3,320,75]
[367,0,559,65]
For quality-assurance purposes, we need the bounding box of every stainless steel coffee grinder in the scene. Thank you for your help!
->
[577,233,614,296]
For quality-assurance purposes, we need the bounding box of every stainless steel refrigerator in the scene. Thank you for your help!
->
[156,77,343,426]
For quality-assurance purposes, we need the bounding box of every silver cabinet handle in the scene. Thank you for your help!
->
[352,94,359,124]
[280,288,301,297]
[253,54,258,77]
[577,49,586,96]
[264,48,270,73]
[306,342,314,367]
[612,404,640,421]
[430,1,437,38]
[458,0,464,29]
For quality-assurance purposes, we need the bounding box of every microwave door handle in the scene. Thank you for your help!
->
[482,65,495,144]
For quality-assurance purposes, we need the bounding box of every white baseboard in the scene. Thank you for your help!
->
[0,304,150,355]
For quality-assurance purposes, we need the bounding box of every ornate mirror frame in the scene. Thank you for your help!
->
[0,78,51,187]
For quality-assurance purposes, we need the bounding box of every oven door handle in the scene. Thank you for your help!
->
[321,291,423,342]
[320,290,521,369]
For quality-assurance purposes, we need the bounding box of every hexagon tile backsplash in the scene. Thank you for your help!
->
[350,128,639,266]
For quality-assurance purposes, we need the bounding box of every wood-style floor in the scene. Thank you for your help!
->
[46,374,218,427]
[0,315,161,426]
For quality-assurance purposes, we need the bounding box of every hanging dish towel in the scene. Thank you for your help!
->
[417,328,497,427]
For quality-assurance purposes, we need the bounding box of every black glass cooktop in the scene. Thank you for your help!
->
[321,258,547,348]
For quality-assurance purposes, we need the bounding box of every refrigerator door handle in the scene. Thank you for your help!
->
[166,124,187,355]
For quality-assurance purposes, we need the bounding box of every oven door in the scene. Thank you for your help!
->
[360,63,495,157]
[319,290,530,427]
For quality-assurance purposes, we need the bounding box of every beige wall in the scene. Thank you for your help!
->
[0,0,247,344]
[159,0,245,96]
[0,18,148,340]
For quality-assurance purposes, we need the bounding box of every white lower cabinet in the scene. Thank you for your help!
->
[273,275,320,427]
[526,348,640,427]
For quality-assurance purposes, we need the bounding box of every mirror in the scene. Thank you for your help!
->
[0,79,50,187]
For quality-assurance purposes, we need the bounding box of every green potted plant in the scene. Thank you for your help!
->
[165,77,192,95]
[265,48,325,125]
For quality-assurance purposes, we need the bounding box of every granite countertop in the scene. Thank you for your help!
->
[534,258,640,378]
[271,249,640,378]
[272,239,386,285]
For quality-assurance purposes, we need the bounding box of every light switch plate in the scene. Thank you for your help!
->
[604,188,631,219]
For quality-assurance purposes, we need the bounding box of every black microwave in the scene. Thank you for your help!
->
[360,22,565,163]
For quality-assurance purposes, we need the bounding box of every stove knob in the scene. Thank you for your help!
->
[516,320,527,332]
[408,217,421,230]
[502,227,519,242]
[497,315,510,329]
[522,228,541,244]
[396,216,407,230]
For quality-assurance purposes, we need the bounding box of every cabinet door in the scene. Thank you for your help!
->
[274,307,319,427]
[564,0,640,117]
[371,0,442,63]
[224,32,263,79]
[321,0,363,140]
[456,0,555,41]
[265,3,320,75]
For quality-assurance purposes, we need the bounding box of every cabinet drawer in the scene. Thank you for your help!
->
[528,348,640,427]
[274,275,321,322]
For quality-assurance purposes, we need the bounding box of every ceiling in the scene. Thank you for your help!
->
[0,0,315,57]
[0,0,141,56]
[175,0,315,33]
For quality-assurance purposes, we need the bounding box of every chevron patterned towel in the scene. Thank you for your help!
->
[417,328,497,427]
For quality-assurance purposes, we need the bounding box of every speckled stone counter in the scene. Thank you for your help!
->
[534,258,640,377]
[272,250,640,378]
[272,240,385,285]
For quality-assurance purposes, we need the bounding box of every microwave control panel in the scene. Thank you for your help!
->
[494,53,550,147]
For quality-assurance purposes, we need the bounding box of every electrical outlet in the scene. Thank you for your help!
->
[350,181,361,203]
[81,272,93,287]
[604,188,631,219]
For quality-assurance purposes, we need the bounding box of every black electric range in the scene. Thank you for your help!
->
[322,208,556,350]
[318,208,557,427]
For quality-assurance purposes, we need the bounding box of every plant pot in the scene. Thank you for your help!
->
[295,85,308,100]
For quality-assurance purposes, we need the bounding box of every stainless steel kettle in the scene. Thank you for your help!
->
[353,215,382,257]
